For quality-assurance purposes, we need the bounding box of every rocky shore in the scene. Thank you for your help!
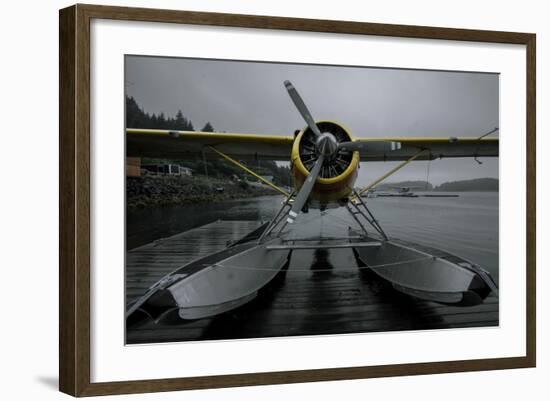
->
[126,175,277,208]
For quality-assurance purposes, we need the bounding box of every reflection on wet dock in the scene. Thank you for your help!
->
[126,220,498,344]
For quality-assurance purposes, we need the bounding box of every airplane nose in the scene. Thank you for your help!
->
[317,132,338,156]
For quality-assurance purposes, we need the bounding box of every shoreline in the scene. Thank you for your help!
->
[127,175,279,209]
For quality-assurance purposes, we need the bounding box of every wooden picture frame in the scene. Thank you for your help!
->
[59,3,536,397]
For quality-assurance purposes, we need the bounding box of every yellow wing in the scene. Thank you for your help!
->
[127,128,498,162]
[127,129,294,161]
[356,136,499,161]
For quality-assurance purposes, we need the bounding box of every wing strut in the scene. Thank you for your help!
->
[206,146,290,197]
[356,149,428,197]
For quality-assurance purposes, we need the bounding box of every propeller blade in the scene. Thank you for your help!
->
[338,141,402,153]
[287,152,325,224]
[337,141,367,152]
[284,80,322,138]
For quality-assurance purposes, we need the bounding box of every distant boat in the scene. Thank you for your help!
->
[421,193,459,198]
[377,192,419,198]
[362,190,459,198]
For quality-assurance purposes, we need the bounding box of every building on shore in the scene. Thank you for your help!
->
[126,157,193,177]
[126,157,141,177]
[142,163,193,177]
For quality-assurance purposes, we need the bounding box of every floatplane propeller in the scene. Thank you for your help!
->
[284,80,389,223]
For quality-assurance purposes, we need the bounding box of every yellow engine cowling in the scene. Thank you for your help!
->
[291,121,359,209]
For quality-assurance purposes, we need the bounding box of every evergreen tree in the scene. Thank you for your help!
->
[126,96,147,128]
[158,112,167,128]
[201,122,214,132]
[174,110,187,130]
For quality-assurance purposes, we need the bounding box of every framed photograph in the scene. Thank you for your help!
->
[59,4,536,397]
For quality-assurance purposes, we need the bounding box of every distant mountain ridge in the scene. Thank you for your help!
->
[377,178,498,192]
[434,178,498,192]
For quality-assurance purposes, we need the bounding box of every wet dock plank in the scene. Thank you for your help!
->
[126,220,499,344]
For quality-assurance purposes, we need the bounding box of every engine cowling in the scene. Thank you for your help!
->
[291,121,359,209]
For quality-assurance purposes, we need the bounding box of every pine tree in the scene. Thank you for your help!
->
[201,122,214,132]
[174,110,187,130]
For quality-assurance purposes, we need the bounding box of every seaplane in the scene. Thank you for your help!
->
[126,80,499,323]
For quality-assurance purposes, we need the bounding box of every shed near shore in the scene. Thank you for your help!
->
[126,157,141,177]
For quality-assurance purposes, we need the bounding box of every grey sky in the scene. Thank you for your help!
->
[125,56,499,186]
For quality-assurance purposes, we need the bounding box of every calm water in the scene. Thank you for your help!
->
[127,192,499,281]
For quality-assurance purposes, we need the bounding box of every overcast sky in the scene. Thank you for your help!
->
[125,55,499,186]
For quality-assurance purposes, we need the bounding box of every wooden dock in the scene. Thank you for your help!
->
[126,220,499,344]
